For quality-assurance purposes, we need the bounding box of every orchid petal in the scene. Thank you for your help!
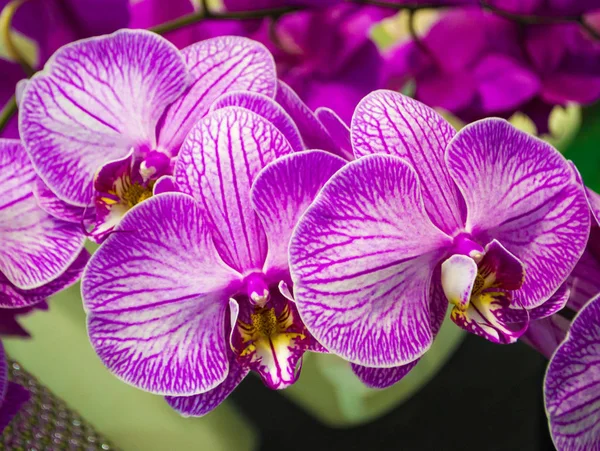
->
[290,154,452,367]
[351,361,418,389]
[212,91,304,152]
[165,352,248,417]
[275,81,345,158]
[82,193,242,396]
[19,30,188,206]
[33,178,88,224]
[0,139,86,290]
[157,36,277,154]
[0,383,29,433]
[0,249,89,309]
[153,176,178,195]
[175,107,293,274]
[251,151,346,279]
[446,118,590,309]
[315,107,354,161]
[545,294,600,451]
[568,247,600,312]
[351,90,465,235]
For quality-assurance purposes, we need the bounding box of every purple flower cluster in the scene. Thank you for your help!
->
[2,1,600,448]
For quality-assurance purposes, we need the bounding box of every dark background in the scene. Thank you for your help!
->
[231,335,553,451]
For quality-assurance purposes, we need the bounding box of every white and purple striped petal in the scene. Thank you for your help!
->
[351,91,465,235]
[174,107,293,274]
[157,36,277,155]
[212,91,304,152]
[165,351,248,417]
[250,151,346,280]
[545,294,600,450]
[19,30,188,206]
[0,139,86,290]
[445,118,590,309]
[290,154,452,367]
[33,178,88,224]
[82,193,243,396]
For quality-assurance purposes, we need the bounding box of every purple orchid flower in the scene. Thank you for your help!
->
[487,0,600,16]
[81,105,345,416]
[289,90,589,388]
[0,341,29,433]
[18,30,282,242]
[0,138,88,310]
[384,7,600,133]
[544,291,600,450]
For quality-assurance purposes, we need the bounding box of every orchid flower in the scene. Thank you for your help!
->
[544,291,600,450]
[19,30,282,241]
[289,90,589,388]
[82,105,345,416]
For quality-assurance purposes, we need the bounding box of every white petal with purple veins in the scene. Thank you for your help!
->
[251,151,346,279]
[175,107,293,274]
[351,90,465,235]
[0,139,86,289]
[82,193,243,396]
[158,36,277,154]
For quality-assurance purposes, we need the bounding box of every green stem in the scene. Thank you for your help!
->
[149,6,299,35]
[0,97,17,135]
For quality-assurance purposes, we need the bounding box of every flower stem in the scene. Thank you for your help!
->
[0,96,17,135]
[149,6,300,35]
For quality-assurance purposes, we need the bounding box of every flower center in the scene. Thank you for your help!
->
[119,178,153,208]
[238,305,293,346]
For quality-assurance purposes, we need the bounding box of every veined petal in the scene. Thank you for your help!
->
[212,91,304,152]
[165,352,249,417]
[446,118,590,309]
[351,360,418,389]
[351,90,465,235]
[82,193,243,396]
[0,249,89,309]
[33,178,88,224]
[0,139,86,289]
[19,29,188,206]
[251,151,346,279]
[586,188,600,225]
[157,36,277,154]
[545,294,600,451]
[275,81,345,158]
[290,154,452,367]
[153,176,178,195]
[174,107,293,274]
[315,107,354,161]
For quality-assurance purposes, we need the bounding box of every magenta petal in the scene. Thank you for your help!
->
[446,119,590,309]
[568,246,600,312]
[165,353,248,417]
[351,361,418,389]
[212,91,304,152]
[545,294,600,450]
[157,36,277,154]
[0,139,86,290]
[275,81,345,158]
[251,151,346,278]
[351,90,465,235]
[175,107,293,274]
[0,249,89,309]
[19,30,188,206]
[521,315,569,359]
[290,154,452,367]
[315,107,354,161]
[83,193,243,395]
[473,54,540,113]
[33,178,88,224]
